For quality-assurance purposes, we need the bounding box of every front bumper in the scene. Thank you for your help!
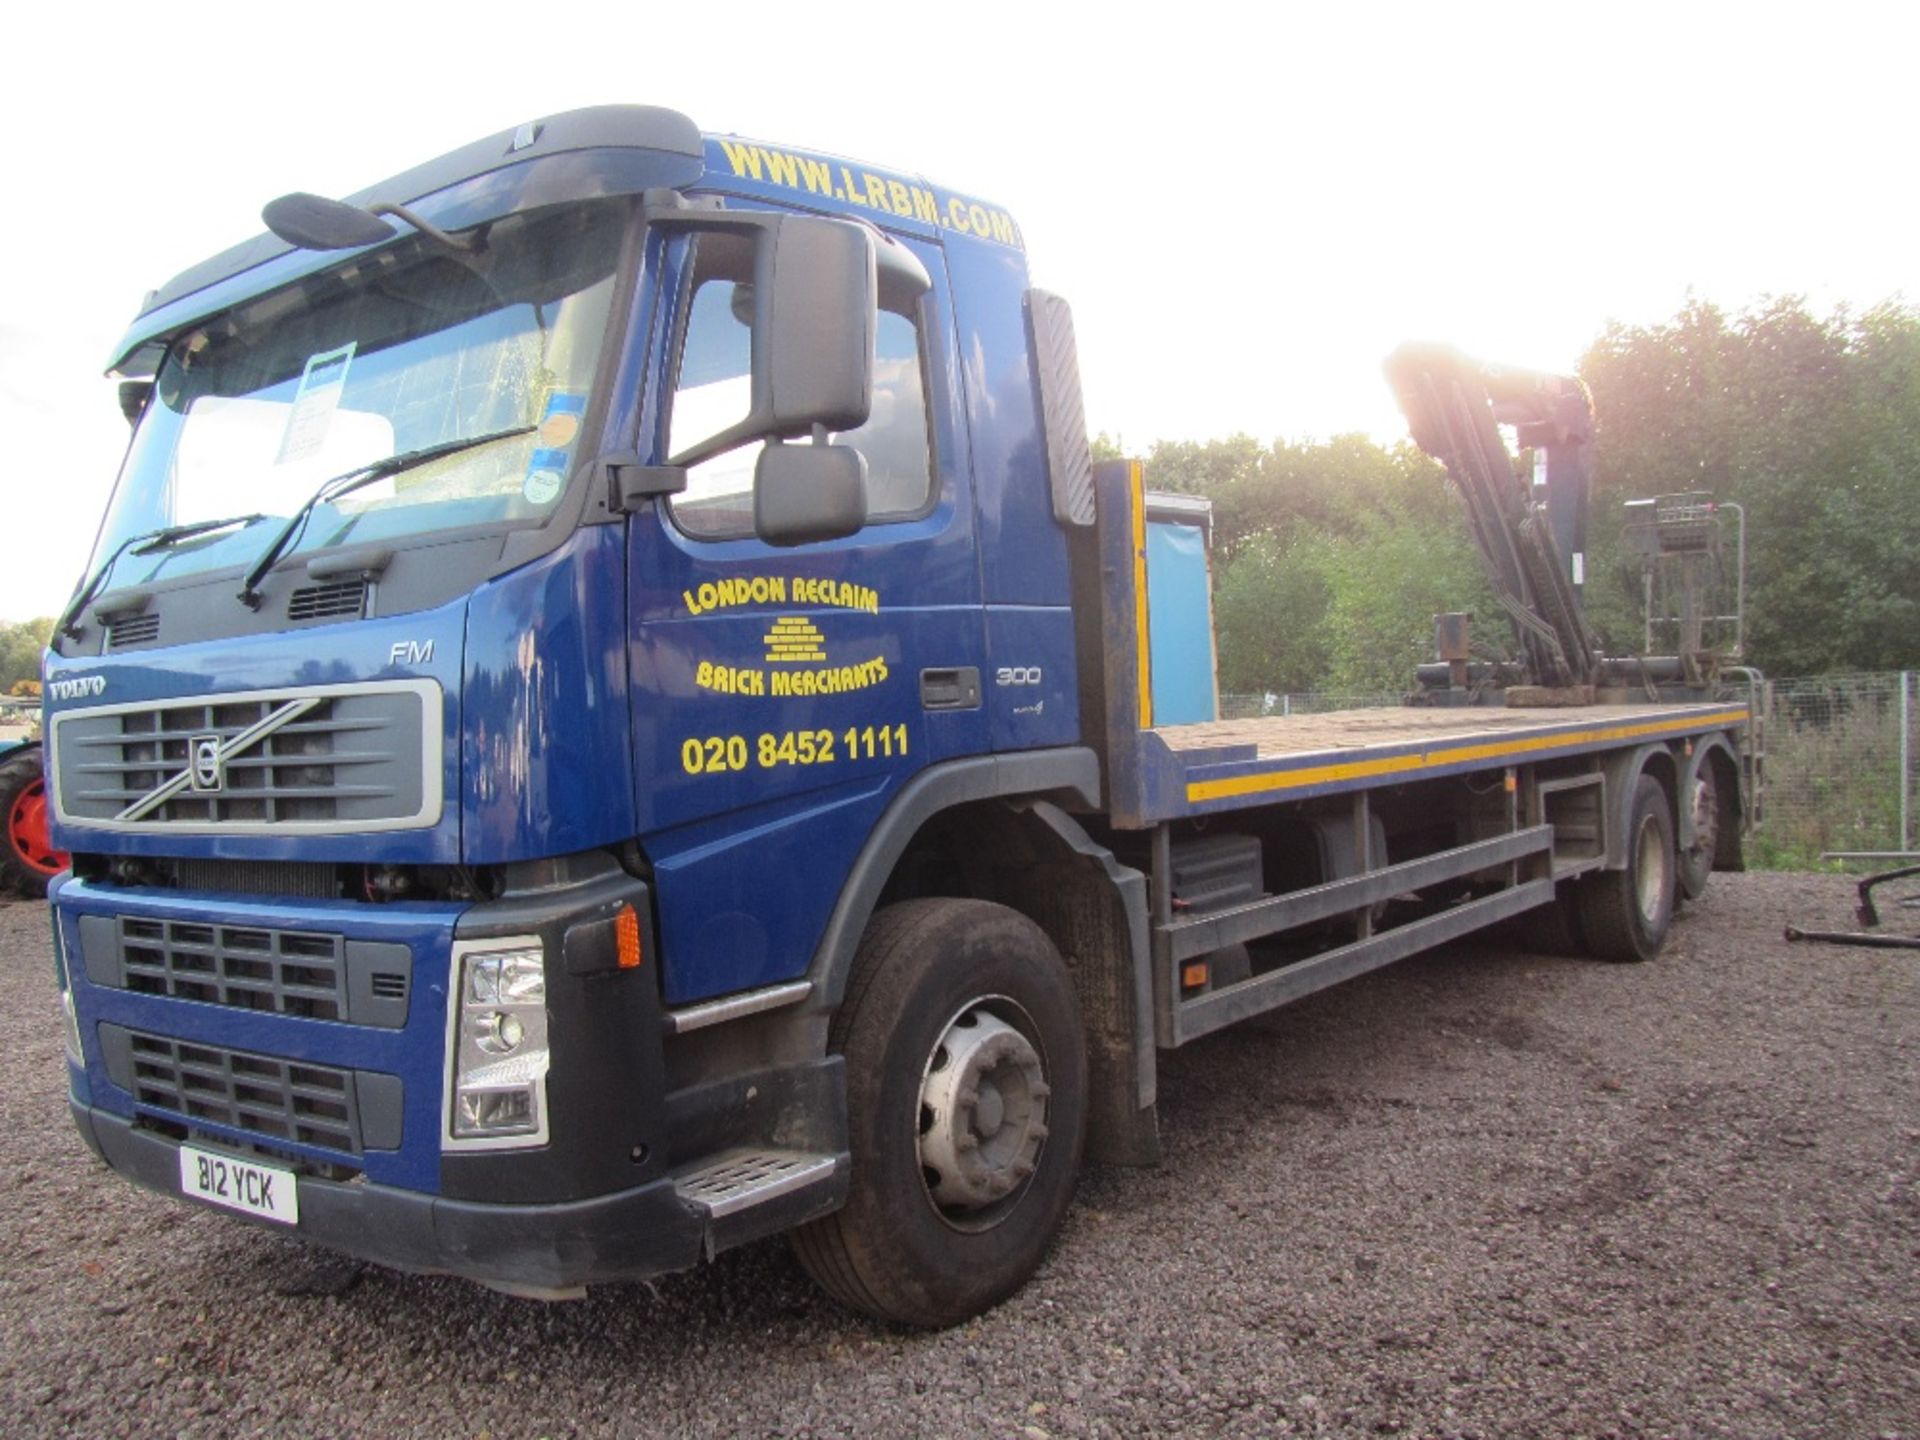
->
[57,859,851,1291]
[72,1101,706,1291]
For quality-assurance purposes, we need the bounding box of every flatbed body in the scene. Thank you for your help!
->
[1090,464,1750,828]
[1144,701,1749,819]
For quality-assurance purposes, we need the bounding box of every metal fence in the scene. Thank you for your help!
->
[1755,671,1917,867]
[1222,673,1920,869]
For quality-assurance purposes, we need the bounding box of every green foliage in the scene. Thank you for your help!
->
[1212,533,1330,695]
[1120,295,1920,695]
[1579,297,1920,675]
[0,618,52,694]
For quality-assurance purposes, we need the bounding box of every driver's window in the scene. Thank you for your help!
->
[666,234,934,540]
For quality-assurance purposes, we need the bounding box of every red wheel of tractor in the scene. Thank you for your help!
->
[0,746,66,897]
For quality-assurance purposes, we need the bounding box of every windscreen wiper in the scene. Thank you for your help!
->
[57,513,268,640]
[236,425,535,609]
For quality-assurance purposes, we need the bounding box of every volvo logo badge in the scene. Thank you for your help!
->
[189,735,224,792]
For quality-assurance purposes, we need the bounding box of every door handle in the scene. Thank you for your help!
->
[919,667,981,710]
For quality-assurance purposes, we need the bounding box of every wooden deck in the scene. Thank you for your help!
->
[1140,702,1751,818]
[1157,704,1726,759]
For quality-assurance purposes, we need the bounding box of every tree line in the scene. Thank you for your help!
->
[1119,297,1920,693]
[2,296,1910,699]
[0,618,52,696]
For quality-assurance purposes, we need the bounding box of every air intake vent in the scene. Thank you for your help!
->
[288,580,368,622]
[168,859,340,899]
[77,915,413,1029]
[106,613,161,649]
[119,1029,363,1153]
[117,916,346,1020]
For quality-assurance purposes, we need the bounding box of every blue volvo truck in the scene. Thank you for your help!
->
[45,107,1755,1326]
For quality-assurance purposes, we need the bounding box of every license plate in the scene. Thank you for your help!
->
[178,1144,299,1225]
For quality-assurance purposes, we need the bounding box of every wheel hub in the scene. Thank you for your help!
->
[8,776,62,876]
[918,1005,1050,1213]
[1634,814,1666,921]
[1688,773,1717,862]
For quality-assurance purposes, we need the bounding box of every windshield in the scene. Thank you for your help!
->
[91,199,630,587]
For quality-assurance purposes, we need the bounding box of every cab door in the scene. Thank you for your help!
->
[624,222,984,1004]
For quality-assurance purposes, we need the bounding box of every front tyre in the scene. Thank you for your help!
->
[1574,774,1676,963]
[792,898,1087,1327]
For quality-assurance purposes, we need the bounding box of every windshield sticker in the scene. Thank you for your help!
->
[523,467,564,505]
[276,343,356,464]
[538,392,587,448]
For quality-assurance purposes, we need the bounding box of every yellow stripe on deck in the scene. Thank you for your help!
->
[1130,462,1152,730]
[1184,708,1750,805]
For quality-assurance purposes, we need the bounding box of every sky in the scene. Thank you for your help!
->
[0,0,1911,622]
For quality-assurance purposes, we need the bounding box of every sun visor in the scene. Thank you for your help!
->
[109,106,704,375]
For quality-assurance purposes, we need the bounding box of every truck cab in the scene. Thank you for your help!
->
[48,106,1107,1318]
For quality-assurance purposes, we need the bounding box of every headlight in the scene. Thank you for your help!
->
[446,940,550,1148]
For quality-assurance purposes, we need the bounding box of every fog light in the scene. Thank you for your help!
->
[447,940,550,1147]
[456,1088,535,1133]
[474,1011,524,1054]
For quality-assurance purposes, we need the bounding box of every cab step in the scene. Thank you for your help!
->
[672,1147,847,1256]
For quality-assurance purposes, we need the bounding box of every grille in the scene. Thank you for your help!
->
[119,916,346,1019]
[52,681,435,832]
[78,914,412,1028]
[168,859,340,899]
[125,1031,362,1152]
[288,580,369,622]
[105,614,161,649]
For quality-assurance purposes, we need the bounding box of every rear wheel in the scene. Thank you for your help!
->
[1677,763,1720,902]
[791,898,1087,1327]
[0,746,64,898]
[1575,774,1675,963]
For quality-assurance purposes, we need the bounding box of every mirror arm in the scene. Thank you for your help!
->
[593,452,688,513]
[368,201,482,254]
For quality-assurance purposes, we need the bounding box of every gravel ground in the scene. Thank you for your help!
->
[2,871,1915,1439]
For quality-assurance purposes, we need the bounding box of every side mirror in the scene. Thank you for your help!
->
[657,206,925,467]
[754,442,867,547]
[759,216,875,439]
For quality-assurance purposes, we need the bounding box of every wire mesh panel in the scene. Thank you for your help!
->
[1758,672,1916,867]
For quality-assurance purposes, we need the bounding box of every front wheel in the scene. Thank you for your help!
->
[791,898,1087,1327]
[1574,774,1675,963]
[0,745,65,898]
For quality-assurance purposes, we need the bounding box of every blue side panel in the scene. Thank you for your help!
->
[626,230,987,1005]
[941,230,1072,610]
[984,606,1080,752]
[462,526,633,865]
[1146,522,1217,725]
[57,879,460,1194]
[641,774,894,1004]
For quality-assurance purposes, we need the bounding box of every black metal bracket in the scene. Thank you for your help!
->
[594,453,688,512]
